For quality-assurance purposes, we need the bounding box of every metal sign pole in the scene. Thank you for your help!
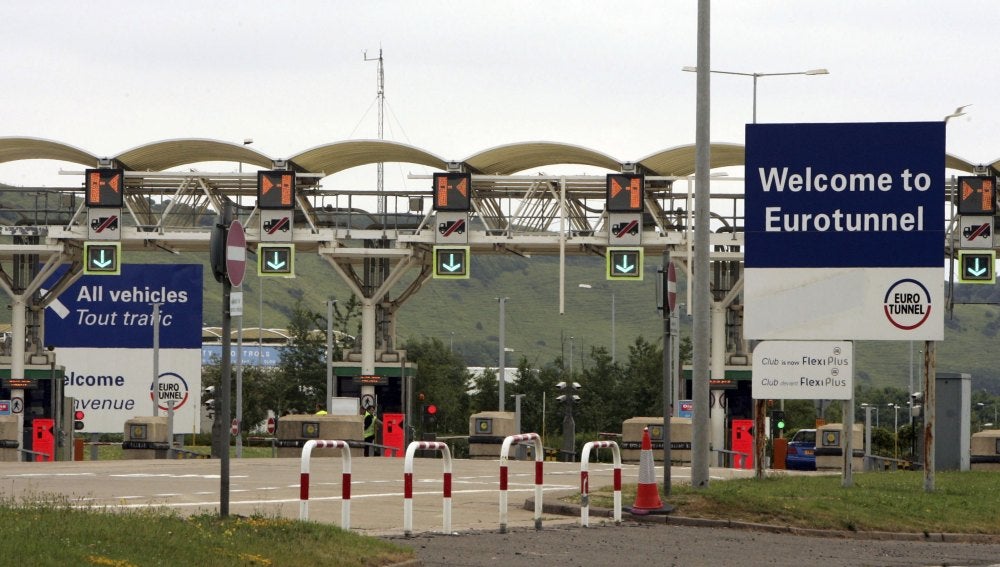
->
[219,205,232,517]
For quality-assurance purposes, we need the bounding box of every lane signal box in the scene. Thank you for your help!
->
[257,170,296,210]
[85,168,124,208]
[433,246,470,279]
[606,173,644,213]
[83,242,121,275]
[958,250,996,284]
[957,176,996,215]
[433,172,471,212]
[258,244,295,277]
[607,247,643,280]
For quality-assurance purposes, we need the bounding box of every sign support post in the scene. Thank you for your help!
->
[218,205,233,518]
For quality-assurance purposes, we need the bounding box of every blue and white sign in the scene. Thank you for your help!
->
[202,345,283,367]
[45,264,202,348]
[45,264,203,433]
[744,122,945,341]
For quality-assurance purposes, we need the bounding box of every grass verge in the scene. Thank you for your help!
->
[585,471,1000,534]
[3,498,413,567]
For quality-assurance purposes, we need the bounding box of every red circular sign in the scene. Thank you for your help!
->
[666,261,677,313]
[226,220,247,287]
[266,417,276,435]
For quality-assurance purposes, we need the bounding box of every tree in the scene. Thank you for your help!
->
[404,337,472,435]
[274,302,331,414]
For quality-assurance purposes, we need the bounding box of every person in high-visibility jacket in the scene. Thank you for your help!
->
[363,407,381,456]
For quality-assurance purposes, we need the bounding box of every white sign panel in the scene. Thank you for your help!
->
[752,341,853,400]
[746,267,942,340]
[60,348,202,432]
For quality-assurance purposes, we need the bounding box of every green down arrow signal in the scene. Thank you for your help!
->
[615,254,635,273]
[442,253,463,272]
[968,257,988,277]
[93,249,113,268]
[267,252,287,270]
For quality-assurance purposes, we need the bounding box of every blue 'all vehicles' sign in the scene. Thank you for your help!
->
[44,264,202,349]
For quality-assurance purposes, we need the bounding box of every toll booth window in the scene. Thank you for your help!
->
[301,422,320,439]
[648,426,664,441]
[475,418,493,435]
[822,430,840,447]
[130,424,148,441]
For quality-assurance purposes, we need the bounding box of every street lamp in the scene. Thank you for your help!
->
[578,283,615,363]
[497,297,509,412]
[888,403,900,458]
[860,403,879,428]
[977,402,997,427]
[681,66,829,124]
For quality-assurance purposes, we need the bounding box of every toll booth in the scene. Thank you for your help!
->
[468,412,515,459]
[275,414,363,458]
[621,416,692,464]
[730,419,754,469]
[970,430,1000,471]
[382,412,405,458]
[32,418,55,462]
[815,423,864,471]
[122,416,171,459]
[0,415,19,461]
[0,359,69,461]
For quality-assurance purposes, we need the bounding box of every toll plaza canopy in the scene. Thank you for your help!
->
[0,136,988,178]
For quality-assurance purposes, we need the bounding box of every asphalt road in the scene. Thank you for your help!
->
[5,457,1000,566]
[394,522,1000,567]
[0,455,687,534]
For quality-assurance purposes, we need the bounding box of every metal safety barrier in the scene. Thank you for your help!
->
[299,439,352,528]
[580,440,622,527]
[403,440,452,537]
[499,433,544,533]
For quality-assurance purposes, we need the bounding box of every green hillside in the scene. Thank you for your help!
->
[13,244,1000,395]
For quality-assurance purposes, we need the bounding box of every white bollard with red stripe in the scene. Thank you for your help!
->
[299,439,352,528]
[499,433,544,533]
[580,440,622,527]
[403,440,453,537]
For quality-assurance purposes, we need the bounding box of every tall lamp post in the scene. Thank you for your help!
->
[578,284,615,363]
[683,63,828,486]
[888,403,900,458]
[681,66,829,124]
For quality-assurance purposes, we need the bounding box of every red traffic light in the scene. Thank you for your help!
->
[74,410,85,420]
[73,410,85,431]
[425,404,438,415]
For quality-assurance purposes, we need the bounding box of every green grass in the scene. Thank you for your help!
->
[2,499,413,567]
[587,471,1000,534]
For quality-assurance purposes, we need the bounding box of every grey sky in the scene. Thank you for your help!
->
[1,1,996,187]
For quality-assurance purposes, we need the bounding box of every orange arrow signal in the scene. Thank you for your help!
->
[610,177,624,198]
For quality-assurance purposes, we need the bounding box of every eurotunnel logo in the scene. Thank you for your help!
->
[148,372,190,411]
[883,278,932,331]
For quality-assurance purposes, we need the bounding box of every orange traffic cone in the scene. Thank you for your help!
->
[627,426,671,515]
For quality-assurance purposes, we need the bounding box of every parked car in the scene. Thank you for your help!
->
[785,428,816,470]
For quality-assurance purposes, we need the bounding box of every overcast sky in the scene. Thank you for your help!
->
[1,1,997,188]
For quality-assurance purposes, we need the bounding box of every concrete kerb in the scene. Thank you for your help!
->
[522,495,1000,544]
